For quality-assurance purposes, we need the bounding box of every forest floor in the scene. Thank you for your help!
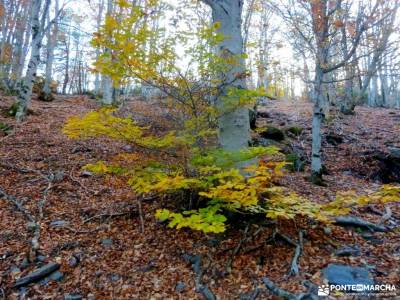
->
[0,94,399,299]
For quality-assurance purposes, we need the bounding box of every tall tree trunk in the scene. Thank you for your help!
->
[94,0,104,95]
[43,0,59,100]
[311,66,326,184]
[310,0,329,184]
[15,0,51,121]
[102,0,113,105]
[202,0,251,155]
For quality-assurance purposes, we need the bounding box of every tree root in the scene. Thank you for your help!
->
[262,277,317,300]
[226,224,250,274]
[183,254,216,300]
[334,215,387,232]
[288,231,304,277]
[1,171,55,262]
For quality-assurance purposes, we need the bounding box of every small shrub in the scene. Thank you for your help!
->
[63,109,400,234]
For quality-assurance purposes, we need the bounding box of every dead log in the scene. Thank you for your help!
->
[334,216,387,232]
[14,262,60,288]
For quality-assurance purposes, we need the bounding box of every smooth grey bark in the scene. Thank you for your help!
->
[14,1,34,85]
[10,1,30,89]
[102,0,113,105]
[62,24,71,94]
[94,0,105,95]
[15,0,51,122]
[43,0,59,99]
[201,0,251,154]
[310,0,330,183]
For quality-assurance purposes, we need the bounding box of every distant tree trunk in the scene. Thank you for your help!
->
[94,0,105,95]
[201,0,251,155]
[14,2,34,85]
[10,2,30,89]
[43,0,59,100]
[15,0,51,122]
[62,26,71,94]
[102,0,113,105]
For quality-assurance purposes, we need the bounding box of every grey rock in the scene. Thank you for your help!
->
[323,227,332,235]
[361,233,384,245]
[68,255,79,267]
[80,170,93,177]
[64,293,83,300]
[335,245,361,257]
[50,220,69,228]
[101,238,113,247]
[20,258,30,270]
[122,145,133,152]
[49,270,64,282]
[175,282,186,292]
[10,266,21,274]
[322,264,374,292]
[343,170,353,176]
[37,255,47,262]
[107,273,120,282]
[27,222,38,231]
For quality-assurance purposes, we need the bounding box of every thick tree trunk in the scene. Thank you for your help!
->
[205,0,250,153]
[311,66,325,183]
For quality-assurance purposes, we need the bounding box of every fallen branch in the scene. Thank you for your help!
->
[288,231,304,277]
[14,262,60,288]
[334,216,387,232]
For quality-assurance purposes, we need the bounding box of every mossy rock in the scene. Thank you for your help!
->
[326,133,343,145]
[286,126,303,137]
[38,90,55,102]
[259,126,285,141]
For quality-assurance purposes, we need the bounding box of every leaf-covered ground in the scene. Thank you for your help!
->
[0,95,399,299]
